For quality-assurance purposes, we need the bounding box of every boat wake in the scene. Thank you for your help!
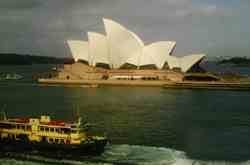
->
[0,144,249,165]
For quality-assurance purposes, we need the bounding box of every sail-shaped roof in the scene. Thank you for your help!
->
[67,18,205,73]
[88,32,110,67]
[166,54,205,72]
[103,18,144,68]
[179,54,205,72]
[142,41,176,68]
[126,41,176,68]
[67,40,89,62]
[166,56,180,70]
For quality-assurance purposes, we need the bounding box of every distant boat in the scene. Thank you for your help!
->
[0,73,23,80]
[52,67,57,71]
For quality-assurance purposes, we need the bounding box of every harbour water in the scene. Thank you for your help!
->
[0,65,250,164]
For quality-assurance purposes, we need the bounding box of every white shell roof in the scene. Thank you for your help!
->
[103,18,144,68]
[67,18,206,72]
[67,40,89,62]
[167,54,205,72]
[142,41,176,68]
[88,32,110,67]
[179,54,205,72]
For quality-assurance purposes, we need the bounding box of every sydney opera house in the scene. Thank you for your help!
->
[56,18,206,83]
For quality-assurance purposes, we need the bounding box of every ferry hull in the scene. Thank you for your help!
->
[0,139,107,156]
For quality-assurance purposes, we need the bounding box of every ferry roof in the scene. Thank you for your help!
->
[0,117,78,128]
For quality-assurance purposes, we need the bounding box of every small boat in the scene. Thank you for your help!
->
[0,113,107,155]
[0,73,23,80]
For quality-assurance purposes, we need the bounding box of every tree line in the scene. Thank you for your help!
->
[0,53,74,65]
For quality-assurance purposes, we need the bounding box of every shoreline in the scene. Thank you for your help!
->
[164,81,250,90]
[38,78,250,90]
[38,79,168,87]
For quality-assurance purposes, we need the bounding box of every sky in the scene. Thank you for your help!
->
[0,0,249,59]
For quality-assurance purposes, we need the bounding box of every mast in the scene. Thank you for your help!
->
[0,104,7,120]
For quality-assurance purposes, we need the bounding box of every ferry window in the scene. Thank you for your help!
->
[61,128,71,134]
[40,127,44,131]
[55,128,59,132]
[49,128,54,132]
[49,138,53,143]
[60,139,64,144]
[0,123,12,129]
[27,126,31,131]
[21,125,25,130]
[45,127,49,132]
[71,130,77,134]
[55,139,59,143]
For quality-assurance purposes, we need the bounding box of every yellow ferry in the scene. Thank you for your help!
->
[0,114,107,155]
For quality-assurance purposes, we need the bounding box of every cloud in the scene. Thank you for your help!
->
[0,0,245,58]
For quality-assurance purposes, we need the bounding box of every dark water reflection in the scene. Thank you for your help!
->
[1,65,250,161]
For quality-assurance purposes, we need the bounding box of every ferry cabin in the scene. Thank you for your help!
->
[0,116,88,145]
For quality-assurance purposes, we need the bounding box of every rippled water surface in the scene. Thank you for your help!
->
[0,65,250,164]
